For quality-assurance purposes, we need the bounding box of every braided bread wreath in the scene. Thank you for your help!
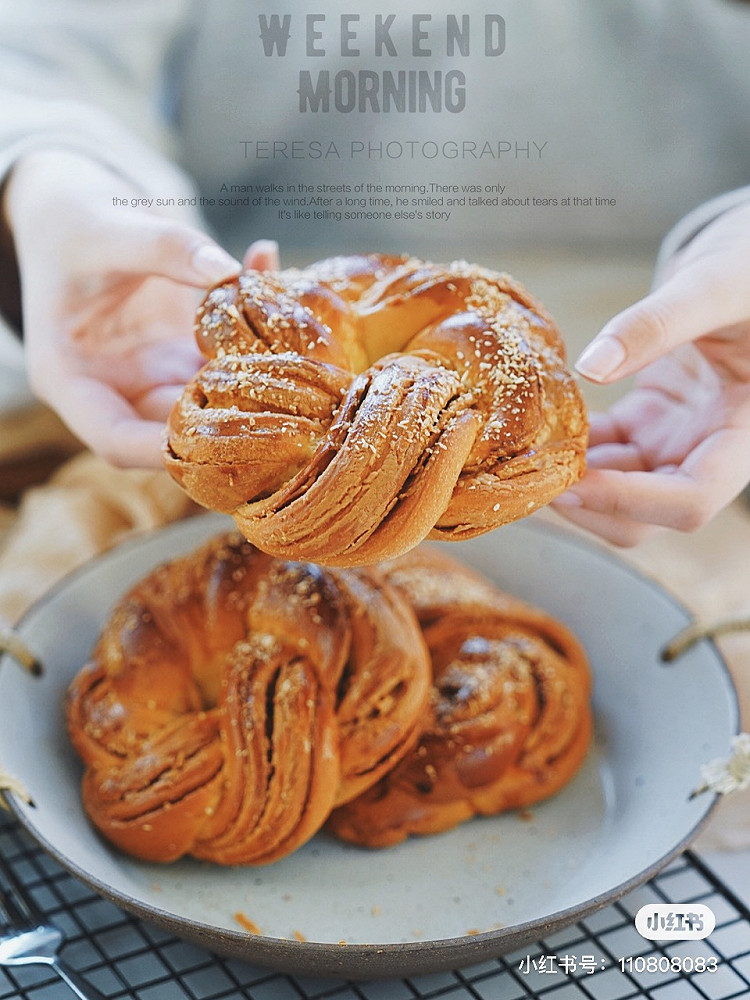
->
[164,254,588,566]
[66,534,591,865]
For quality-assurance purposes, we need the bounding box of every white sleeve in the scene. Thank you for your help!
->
[0,0,199,202]
[654,185,750,282]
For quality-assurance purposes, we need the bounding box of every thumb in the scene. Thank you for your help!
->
[96,213,242,288]
[243,239,280,271]
[575,255,750,384]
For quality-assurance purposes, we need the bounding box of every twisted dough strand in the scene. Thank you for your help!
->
[165,255,587,565]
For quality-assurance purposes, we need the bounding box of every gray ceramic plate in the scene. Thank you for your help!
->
[0,514,738,979]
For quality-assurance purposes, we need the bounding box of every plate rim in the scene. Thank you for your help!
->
[1,513,740,978]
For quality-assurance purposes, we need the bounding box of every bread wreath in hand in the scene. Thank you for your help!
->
[165,254,587,566]
[65,533,431,865]
[327,547,592,848]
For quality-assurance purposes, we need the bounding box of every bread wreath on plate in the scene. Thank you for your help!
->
[66,536,591,866]
[165,254,588,566]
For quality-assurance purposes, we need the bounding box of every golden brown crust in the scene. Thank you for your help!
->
[66,533,431,865]
[165,254,588,565]
[67,535,591,864]
[325,547,592,848]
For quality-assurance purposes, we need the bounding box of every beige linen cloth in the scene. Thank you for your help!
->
[0,448,749,850]
[0,451,197,624]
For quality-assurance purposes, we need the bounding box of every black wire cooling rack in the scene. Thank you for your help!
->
[1,809,749,1000]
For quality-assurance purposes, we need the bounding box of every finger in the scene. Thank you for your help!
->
[102,339,204,399]
[45,374,167,467]
[586,411,626,447]
[550,502,660,548]
[98,418,167,468]
[131,383,190,422]
[243,239,281,271]
[552,464,727,535]
[552,468,702,531]
[575,256,750,384]
[90,214,242,289]
[585,441,648,472]
[555,413,750,540]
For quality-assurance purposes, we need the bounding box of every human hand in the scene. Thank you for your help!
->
[3,150,279,467]
[552,199,750,546]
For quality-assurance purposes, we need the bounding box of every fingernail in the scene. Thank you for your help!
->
[193,244,242,283]
[249,239,280,269]
[552,491,583,508]
[575,336,627,382]
[254,239,279,258]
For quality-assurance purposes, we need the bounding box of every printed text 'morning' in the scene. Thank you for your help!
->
[298,70,466,113]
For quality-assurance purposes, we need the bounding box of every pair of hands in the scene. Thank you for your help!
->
[5,152,750,547]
